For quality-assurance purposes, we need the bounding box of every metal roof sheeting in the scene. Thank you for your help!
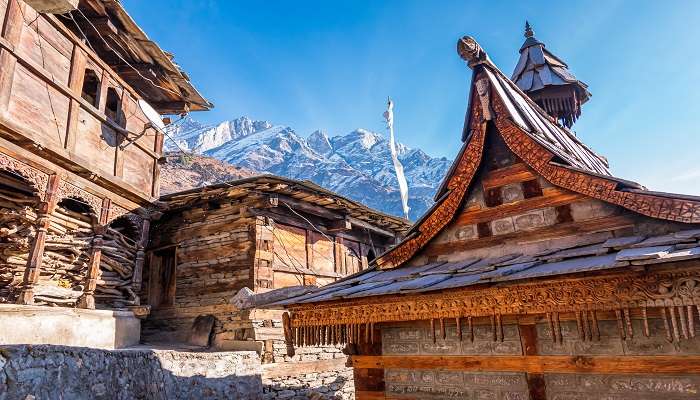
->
[277,228,700,305]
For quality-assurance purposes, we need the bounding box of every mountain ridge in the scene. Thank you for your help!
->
[163,116,452,220]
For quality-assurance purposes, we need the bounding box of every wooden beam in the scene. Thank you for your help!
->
[261,357,348,379]
[276,193,347,221]
[17,174,62,304]
[481,162,536,189]
[327,217,352,232]
[347,216,396,238]
[350,355,700,374]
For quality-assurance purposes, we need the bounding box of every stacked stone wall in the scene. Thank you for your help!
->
[0,345,263,400]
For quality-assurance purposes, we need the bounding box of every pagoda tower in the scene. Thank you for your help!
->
[512,22,591,128]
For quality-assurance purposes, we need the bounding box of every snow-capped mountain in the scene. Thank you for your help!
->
[165,117,452,220]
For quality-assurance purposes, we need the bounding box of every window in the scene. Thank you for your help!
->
[148,247,177,308]
[80,69,100,108]
[105,87,123,126]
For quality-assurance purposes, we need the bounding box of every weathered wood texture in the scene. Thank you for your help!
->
[0,0,162,202]
[143,192,398,344]
[0,168,141,308]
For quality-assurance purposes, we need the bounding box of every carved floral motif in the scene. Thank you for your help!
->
[56,181,103,215]
[0,152,49,196]
[288,269,700,327]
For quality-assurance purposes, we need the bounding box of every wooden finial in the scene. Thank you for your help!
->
[524,21,534,38]
[457,36,488,68]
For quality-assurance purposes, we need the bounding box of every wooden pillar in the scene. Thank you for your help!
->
[131,218,150,298]
[151,130,164,197]
[334,236,345,274]
[520,322,547,400]
[0,0,23,115]
[65,46,87,152]
[353,323,384,400]
[17,174,61,304]
[78,197,110,309]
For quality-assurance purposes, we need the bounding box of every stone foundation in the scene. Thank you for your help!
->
[262,343,354,400]
[0,304,140,349]
[0,345,263,400]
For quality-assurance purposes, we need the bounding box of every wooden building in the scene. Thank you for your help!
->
[279,32,700,399]
[142,175,409,347]
[0,0,209,329]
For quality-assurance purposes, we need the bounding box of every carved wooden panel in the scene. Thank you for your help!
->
[385,369,528,399]
[382,324,522,356]
[545,373,700,399]
[0,151,49,196]
[288,267,700,333]
[56,180,102,215]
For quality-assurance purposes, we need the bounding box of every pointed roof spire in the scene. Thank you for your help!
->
[524,20,534,37]
[511,22,590,128]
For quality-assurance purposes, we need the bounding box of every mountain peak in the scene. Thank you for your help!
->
[164,117,452,220]
[308,130,333,156]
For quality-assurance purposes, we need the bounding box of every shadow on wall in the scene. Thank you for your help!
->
[0,345,264,400]
[264,374,352,400]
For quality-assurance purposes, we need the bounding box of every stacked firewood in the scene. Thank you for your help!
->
[36,203,94,305]
[0,190,38,303]
[96,225,139,308]
[0,190,138,308]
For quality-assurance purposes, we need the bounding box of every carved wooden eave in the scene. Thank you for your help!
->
[285,265,700,347]
[374,36,700,270]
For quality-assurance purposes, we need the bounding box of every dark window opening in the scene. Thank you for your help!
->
[57,197,93,216]
[522,179,544,199]
[484,186,503,207]
[477,222,492,238]
[149,247,177,309]
[81,69,100,108]
[105,87,123,126]
[555,204,574,224]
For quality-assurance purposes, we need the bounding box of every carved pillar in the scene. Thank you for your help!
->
[17,174,61,304]
[131,218,150,300]
[78,198,110,309]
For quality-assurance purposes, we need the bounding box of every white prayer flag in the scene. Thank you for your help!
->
[383,98,410,219]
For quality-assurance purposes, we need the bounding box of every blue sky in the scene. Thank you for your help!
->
[123,0,700,195]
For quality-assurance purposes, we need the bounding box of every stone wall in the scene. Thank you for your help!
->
[0,345,263,400]
[262,342,354,400]
[381,318,700,399]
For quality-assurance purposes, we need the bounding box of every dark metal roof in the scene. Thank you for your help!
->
[158,175,412,234]
[276,228,700,306]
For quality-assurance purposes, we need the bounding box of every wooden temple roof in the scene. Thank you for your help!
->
[274,35,700,312]
[60,0,213,114]
[158,175,412,235]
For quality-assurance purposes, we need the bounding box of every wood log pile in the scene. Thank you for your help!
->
[0,189,38,303]
[0,189,139,308]
[97,224,139,308]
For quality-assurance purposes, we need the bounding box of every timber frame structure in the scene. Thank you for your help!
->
[142,175,409,347]
[0,0,209,313]
[280,35,700,400]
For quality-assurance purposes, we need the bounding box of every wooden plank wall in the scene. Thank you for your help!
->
[142,199,257,343]
[408,132,688,267]
[0,0,162,201]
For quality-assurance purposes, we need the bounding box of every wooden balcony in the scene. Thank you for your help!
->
[0,0,165,202]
